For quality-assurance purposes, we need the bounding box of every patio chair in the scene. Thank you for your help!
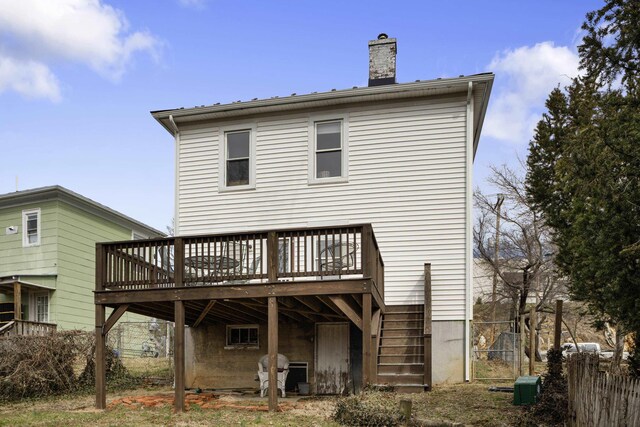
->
[319,241,359,272]
[257,353,289,398]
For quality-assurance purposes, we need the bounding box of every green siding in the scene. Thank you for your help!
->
[0,201,59,277]
[1,198,155,331]
[55,202,147,330]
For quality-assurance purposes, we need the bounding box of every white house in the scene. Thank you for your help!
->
[93,34,493,410]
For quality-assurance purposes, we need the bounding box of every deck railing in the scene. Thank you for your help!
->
[0,319,57,337]
[96,224,384,297]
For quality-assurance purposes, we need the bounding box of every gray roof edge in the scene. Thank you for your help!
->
[0,186,166,237]
[151,73,495,123]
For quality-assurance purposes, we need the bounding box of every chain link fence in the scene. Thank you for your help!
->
[107,320,174,385]
[472,320,520,381]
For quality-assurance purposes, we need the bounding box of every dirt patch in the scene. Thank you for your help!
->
[106,391,302,412]
[290,399,336,418]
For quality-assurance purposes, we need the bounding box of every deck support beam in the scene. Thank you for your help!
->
[329,295,362,330]
[268,296,278,412]
[193,300,216,328]
[103,304,129,335]
[371,308,381,382]
[174,300,185,413]
[362,293,372,388]
[95,304,106,409]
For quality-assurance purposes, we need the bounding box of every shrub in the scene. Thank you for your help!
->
[517,349,567,426]
[0,331,135,401]
[333,391,403,426]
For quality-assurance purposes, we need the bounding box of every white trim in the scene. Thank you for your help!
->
[132,231,148,240]
[308,113,349,185]
[28,290,50,323]
[22,208,41,247]
[173,119,181,236]
[218,124,257,192]
[464,81,474,382]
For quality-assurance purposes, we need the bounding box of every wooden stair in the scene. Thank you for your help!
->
[376,305,428,393]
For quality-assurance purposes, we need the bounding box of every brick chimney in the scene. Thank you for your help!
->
[368,33,397,86]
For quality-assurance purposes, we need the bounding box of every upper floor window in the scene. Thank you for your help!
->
[309,115,348,184]
[220,126,256,191]
[22,208,41,247]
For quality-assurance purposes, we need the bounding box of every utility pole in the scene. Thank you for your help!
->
[490,194,505,345]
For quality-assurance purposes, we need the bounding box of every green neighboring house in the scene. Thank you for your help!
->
[0,186,164,334]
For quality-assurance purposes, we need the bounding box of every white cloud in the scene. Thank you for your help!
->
[0,0,159,100]
[484,42,580,144]
[178,0,207,8]
[0,56,61,101]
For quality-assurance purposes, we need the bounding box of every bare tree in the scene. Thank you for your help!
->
[474,164,566,359]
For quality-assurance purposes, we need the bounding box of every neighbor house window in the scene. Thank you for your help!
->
[22,209,41,247]
[226,325,259,348]
[36,294,49,323]
[29,292,49,323]
[219,125,256,191]
[309,115,348,184]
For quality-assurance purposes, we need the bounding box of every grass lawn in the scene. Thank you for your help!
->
[0,383,523,426]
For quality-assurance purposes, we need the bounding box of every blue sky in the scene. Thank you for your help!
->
[0,0,603,231]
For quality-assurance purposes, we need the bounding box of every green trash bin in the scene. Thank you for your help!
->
[513,376,541,405]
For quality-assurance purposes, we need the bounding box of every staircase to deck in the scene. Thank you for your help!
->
[376,305,428,393]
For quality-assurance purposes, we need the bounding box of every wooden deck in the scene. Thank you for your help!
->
[94,224,385,412]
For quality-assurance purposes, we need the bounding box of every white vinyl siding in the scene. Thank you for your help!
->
[176,97,470,321]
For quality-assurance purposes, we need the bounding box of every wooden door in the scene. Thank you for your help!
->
[315,322,349,394]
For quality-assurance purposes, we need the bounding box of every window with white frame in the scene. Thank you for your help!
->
[221,127,255,190]
[29,292,49,323]
[309,116,348,183]
[22,209,41,247]
[36,294,49,322]
[226,324,259,347]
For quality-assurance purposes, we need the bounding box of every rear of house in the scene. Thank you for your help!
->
[93,35,493,410]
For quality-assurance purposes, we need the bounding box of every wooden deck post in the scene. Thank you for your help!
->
[361,225,373,278]
[267,232,278,283]
[13,282,21,321]
[174,300,185,413]
[95,304,106,409]
[424,263,432,391]
[268,296,278,411]
[362,293,372,388]
[174,238,184,287]
[554,300,563,350]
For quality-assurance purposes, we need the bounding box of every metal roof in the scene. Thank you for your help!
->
[151,73,495,143]
[0,186,165,237]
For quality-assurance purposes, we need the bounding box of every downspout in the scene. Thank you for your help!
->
[169,115,180,236]
[465,81,474,382]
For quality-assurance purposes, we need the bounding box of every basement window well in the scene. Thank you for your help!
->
[225,325,259,349]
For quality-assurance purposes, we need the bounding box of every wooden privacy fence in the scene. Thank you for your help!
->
[567,353,640,426]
